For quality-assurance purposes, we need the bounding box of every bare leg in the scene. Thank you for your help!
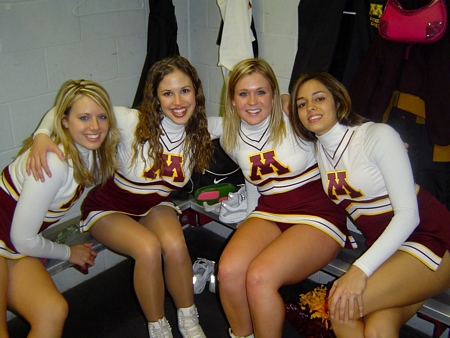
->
[7,257,68,338]
[247,224,340,338]
[140,206,194,309]
[331,250,450,337]
[330,299,424,338]
[364,303,424,338]
[218,218,283,336]
[89,214,165,321]
[0,257,9,337]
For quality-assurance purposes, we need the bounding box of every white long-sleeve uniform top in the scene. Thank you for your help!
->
[315,122,419,277]
[0,145,93,260]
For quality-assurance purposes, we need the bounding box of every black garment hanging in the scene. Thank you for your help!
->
[289,0,348,91]
[132,0,180,108]
[288,0,382,91]
[331,0,384,87]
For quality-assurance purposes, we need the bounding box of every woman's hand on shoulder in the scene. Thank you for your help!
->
[328,265,367,324]
[26,134,64,182]
[68,242,98,270]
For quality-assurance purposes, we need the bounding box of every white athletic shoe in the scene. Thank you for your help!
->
[202,201,221,214]
[219,197,248,224]
[228,328,254,338]
[148,317,173,338]
[192,258,215,294]
[226,185,246,207]
[178,305,206,338]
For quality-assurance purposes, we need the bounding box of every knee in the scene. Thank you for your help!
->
[330,317,363,338]
[161,235,189,263]
[45,293,69,321]
[132,237,162,263]
[364,321,398,338]
[245,263,273,297]
[330,317,398,338]
[30,294,68,327]
[217,256,247,290]
[55,299,69,324]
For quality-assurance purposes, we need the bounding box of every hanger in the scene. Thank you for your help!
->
[343,0,356,15]
[72,0,144,17]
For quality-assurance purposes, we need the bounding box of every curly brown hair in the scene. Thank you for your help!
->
[132,55,213,174]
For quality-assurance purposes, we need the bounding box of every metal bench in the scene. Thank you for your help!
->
[41,217,105,276]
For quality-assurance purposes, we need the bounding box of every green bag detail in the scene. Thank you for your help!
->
[194,183,237,206]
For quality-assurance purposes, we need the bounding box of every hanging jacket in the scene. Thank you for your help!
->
[289,0,383,91]
[132,0,180,108]
[349,0,450,146]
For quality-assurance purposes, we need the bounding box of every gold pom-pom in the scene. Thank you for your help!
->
[298,285,332,330]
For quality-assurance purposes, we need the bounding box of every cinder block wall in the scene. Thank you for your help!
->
[0,0,188,221]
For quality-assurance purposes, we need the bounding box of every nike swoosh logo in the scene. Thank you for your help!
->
[214,177,228,184]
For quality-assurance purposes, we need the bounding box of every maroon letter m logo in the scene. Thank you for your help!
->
[144,154,185,183]
[249,150,290,181]
[327,171,363,200]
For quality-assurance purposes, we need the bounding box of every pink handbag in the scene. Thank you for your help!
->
[379,0,447,57]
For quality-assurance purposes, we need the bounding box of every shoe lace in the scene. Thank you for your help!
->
[179,308,205,338]
[192,259,215,294]
[193,259,214,273]
[148,326,163,338]
[149,319,171,338]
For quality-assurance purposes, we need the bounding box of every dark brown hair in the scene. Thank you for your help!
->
[289,71,369,141]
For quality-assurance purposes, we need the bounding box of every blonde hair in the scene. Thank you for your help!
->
[19,79,119,187]
[221,58,286,154]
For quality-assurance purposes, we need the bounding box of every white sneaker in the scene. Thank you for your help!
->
[219,197,248,224]
[192,258,215,294]
[202,201,221,214]
[148,317,173,338]
[226,185,246,207]
[178,305,206,338]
